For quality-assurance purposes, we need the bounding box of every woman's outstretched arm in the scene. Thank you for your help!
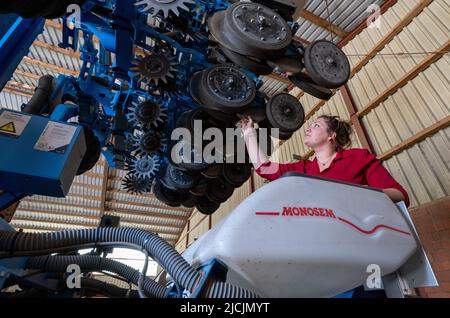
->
[240,116,270,170]
[239,116,305,181]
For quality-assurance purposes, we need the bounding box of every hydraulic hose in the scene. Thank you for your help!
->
[79,277,139,298]
[26,255,168,298]
[0,227,259,298]
[22,75,54,115]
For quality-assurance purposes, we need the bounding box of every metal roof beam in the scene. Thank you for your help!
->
[2,85,33,98]
[296,10,349,38]
[106,206,189,220]
[106,199,191,213]
[13,69,41,81]
[22,56,79,76]
[32,40,81,59]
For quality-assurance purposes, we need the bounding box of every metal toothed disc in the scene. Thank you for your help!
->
[130,53,177,86]
[122,173,153,194]
[127,100,167,128]
[134,0,195,17]
[126,155,161,179]
[124,134,138,153]
[135,130,166,155]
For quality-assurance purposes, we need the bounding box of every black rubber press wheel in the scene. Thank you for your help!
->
[196,196,220,215]
[209,2,292,59]
[76,128,101,175]
[153,179,188,207]
[221,163,252,187]
[289,73,333,101]
[163,163,199,191]
[206,178,235,203]
[266,93,305,133]
[198,64,256,113]
[304,40,350,89]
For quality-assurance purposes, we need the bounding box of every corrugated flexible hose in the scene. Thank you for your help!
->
[0,227,258,298]
[22,75,54,115]
[26,255,168,298]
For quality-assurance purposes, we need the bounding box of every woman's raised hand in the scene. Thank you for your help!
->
[238,115,255,135]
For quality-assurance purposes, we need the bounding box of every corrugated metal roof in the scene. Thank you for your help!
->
[304,0,384,33]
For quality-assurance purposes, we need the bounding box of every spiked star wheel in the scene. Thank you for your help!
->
[126,155,161,179]
[127,99,167,129]
[122,173,153,194]
[131,130,167,156]
[134,0,196,18]
[130,53,177,87]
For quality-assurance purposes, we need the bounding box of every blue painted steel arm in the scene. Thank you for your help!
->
[50,104,80,122]
[0,14,45,91]
[0,191,26,212]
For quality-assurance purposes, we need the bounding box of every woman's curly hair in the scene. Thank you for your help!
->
[318,115,353,149]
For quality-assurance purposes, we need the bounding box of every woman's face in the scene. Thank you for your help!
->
[304,118,335,148]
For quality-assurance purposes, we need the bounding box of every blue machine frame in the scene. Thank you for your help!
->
[0,0,278,210]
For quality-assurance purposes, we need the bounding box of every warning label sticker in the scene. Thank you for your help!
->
[34,121,77,154]
[0,110,31,138]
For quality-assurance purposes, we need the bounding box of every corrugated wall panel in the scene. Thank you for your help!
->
[187,211,209,246]
[175,226,187,252]
[347,1,449,110]
[253,172,268,191]
[342,0,422,69]
[343,0,450,208]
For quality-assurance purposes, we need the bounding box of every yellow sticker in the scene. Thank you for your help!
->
[0,121,16,133]
[0,110,31,137]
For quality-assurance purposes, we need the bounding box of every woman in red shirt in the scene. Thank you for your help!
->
[240,114,410,207]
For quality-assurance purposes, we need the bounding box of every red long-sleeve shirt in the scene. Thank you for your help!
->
[255,147,410,207]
